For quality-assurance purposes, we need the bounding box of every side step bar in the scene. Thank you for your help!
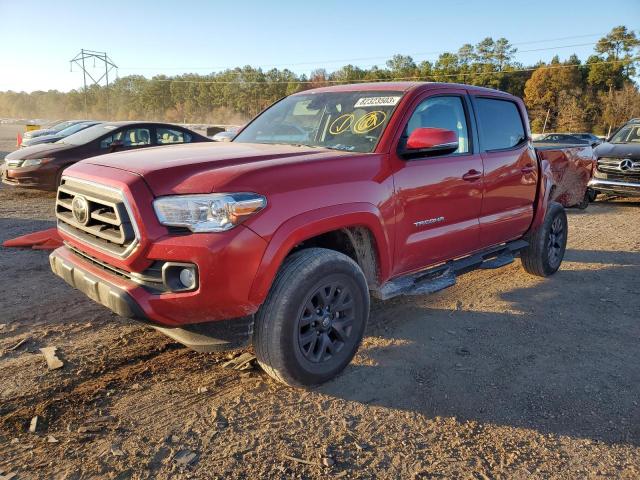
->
[373,239,529,300]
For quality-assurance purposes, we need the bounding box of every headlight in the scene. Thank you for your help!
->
[153,193,267,232]
[21,158,54,167]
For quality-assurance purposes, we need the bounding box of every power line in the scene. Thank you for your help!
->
[117,34,606,72]
[136,58,632,86]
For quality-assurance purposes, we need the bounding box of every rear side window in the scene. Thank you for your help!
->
[157,127,192,144]
[475,98,526,151]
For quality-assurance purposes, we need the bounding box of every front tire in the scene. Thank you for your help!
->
[254,248,369,387]
[520,202,568,277]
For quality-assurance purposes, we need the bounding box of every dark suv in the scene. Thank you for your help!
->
[589,119,640,198]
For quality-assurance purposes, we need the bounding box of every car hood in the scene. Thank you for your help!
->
[594,142,640,159]
[5,141,75,160]
[80,142,362,196]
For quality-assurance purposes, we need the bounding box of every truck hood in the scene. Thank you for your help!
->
[594,142,640,160]
[81,142,362,196]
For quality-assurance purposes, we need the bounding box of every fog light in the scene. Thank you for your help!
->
[162,262,198,292]
[179,268,196,289]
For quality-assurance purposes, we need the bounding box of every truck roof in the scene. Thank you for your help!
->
[299,81,513,97]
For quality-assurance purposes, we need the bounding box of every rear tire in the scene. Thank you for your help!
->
[254,248,369,387]
[520,202,567,277]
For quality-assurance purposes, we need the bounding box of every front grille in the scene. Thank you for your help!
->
[597,157,640,175]
[596,171,640,183]
[56,177,139,257]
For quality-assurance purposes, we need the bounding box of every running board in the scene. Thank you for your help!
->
[373,239,528,300]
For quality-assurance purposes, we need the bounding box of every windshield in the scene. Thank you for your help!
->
[56,124,118,145]
[234,91,404,153]
[56,122,97,137]
[51,121,77,132]
[610,124,640,143]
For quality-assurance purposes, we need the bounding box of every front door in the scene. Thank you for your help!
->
[391,91,484,276]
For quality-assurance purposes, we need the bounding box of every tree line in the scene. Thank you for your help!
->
[0,26,638,134]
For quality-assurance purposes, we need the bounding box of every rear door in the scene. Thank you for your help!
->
[472,96,538,248]
[391,89,484,276]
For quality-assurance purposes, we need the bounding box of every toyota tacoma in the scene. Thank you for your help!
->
[50,82,571,387]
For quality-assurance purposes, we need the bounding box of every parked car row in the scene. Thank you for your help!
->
[3,122,211,189]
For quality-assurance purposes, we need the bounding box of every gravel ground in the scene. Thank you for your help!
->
[0,125,639,479]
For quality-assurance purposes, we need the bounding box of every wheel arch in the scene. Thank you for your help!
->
[248,203,392,305]
[528,156,556,233]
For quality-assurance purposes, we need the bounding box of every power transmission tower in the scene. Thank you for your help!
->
[70,49,118,118]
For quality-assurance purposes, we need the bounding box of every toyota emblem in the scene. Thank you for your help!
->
[71,195,90,225]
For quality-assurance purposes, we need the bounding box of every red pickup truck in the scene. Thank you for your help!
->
[50,82,570,387]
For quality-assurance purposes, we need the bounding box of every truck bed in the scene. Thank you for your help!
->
[535,145,596,207]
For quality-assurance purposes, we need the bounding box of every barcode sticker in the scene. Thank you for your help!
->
[354,96,401,108]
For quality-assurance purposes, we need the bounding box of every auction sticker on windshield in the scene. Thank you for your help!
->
[354,96,401,108]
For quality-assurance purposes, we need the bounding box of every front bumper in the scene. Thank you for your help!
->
[50,247,145,318]
[49,245,257,351]
[588,178,640,196]
[2,164,58,189]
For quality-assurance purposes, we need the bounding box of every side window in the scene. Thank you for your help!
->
[405,96,469,154]
[157,127,191,144]
[475,98,526,151]
[99,131,123,149]
[122,128,151,147]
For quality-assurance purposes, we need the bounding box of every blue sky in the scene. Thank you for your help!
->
[0,0,638,92]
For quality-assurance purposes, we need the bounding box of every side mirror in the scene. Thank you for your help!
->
[400,127,459,159]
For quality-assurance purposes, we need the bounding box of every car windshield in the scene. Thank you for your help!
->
[56,124,118,145]
[610,124,640,143]
[56,122,97,137]
[51,121,76,132]
[234,91,404,153]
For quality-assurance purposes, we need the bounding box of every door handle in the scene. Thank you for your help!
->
[462,169,482,181]
[521,165,536,174]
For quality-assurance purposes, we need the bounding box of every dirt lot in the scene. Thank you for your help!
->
[1,125,639,479]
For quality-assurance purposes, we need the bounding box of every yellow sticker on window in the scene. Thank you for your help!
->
[353,111,387,134]
[329,114,355,135]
